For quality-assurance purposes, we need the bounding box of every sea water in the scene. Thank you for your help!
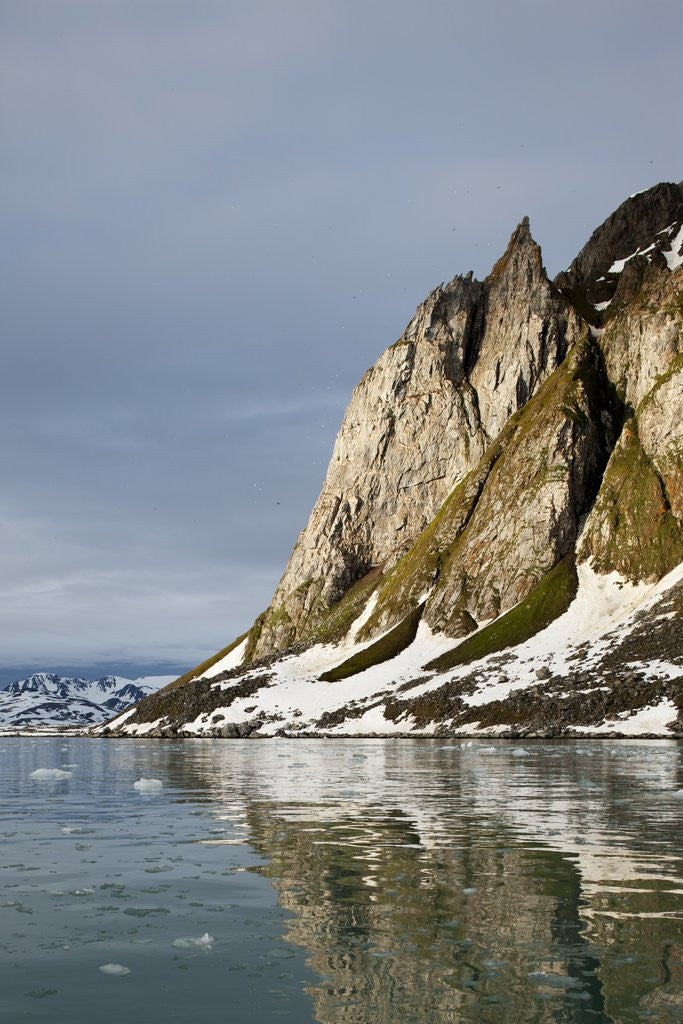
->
[1,737,681,1023]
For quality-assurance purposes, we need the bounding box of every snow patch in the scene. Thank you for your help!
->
[349,591,380,640]
[606,223,679,274]
[124,717,165,736]
[662,223,683,271]
[101,708,136,730]
[199,639,248,680]
[570,699,678,736]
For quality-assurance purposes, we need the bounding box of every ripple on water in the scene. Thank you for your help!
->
[1,737,681,1024]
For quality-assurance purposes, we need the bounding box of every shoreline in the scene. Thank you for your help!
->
[2,730,681,741]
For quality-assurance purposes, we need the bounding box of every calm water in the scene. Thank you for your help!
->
[1,738,682,1023]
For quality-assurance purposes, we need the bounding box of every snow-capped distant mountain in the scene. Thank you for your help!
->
[0,672,175,730]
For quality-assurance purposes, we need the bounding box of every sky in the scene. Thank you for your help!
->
[1,0,681,684]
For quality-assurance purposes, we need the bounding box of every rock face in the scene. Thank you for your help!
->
[577,413,683,582]
[555,181,683,318]
[104,181,683,741]
[359,336,609,640]
[251,218,582,658]
[577,276,683,582]
[596,264,682,409]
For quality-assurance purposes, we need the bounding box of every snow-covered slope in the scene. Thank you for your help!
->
[103,562,682,739]
[0,673,174,731]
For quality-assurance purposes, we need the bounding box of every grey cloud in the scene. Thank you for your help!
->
[1,0,681,673]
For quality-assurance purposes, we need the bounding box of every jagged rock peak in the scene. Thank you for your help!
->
[487,215,539,277]
[247,218,581,659]
[506,214,532,242]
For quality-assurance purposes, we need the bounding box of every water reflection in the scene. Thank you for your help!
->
[2,738,682,1023]
[191,740,683,1024]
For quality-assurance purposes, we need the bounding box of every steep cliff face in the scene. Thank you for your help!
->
[103,182,683,741]
[555,181,683,320]
[577,270,683,581]
[252,219,581,658]
[357,336,609,641]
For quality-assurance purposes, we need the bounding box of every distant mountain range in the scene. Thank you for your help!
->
[0,673,174,730]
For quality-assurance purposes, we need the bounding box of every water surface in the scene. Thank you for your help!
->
[1,738,682,1022]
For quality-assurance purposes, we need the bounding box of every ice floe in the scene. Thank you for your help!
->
[30,768,73,782]
[172,932,215,949]
[133,778,163,793]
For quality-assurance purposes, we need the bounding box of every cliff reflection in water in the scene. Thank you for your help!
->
[194,740,683,1024]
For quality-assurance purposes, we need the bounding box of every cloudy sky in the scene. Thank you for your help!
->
[1,0,681,683]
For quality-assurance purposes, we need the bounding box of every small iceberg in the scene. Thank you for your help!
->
[30,768,73,782]
[173,932,215,950]
[98,963,131,976]
[512,747,529,757]
[528,971,577,989]
[133,778,163,793]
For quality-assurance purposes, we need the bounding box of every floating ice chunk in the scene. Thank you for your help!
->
[30,768,73,782]
[512,747,529,757]
[133,778,163,793]
[173,932,215,950]
[528,971,577,989]
[673,790,683,798]
[477,746,497,754]
[462,887,478,895]
[98,963,131,976]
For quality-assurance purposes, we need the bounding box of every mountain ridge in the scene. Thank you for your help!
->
[0,672,173,730]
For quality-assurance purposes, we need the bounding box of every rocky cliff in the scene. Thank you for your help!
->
[248,218,582,659]
[103,182,683,740]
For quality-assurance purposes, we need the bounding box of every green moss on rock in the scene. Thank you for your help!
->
[160,630,251,693]
[424,555,578,672]
[302,569,382,647]
[243,611,268,664]
[320,603,424,682]
[579,416,683,581]
[356,457,496,641]
[359,335,605,641]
